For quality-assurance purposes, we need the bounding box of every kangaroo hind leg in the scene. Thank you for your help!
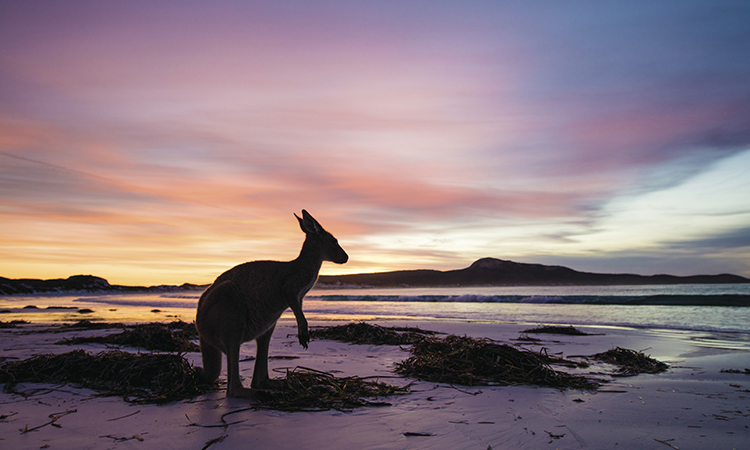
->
[251,325,277,389]
[225,341,255,399]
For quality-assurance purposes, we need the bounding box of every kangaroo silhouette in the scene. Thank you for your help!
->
[195,210,348,398]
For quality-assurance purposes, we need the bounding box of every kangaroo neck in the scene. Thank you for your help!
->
[293,236,324,278]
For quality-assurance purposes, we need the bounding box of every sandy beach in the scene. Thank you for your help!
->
[1,319,748,450]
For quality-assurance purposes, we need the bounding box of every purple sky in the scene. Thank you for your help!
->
[1,1,749,285]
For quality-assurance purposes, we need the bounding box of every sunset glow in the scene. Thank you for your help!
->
[1,1,749,285]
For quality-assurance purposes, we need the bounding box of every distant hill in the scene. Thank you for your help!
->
[0,275,207,296]
[3,258,747,295]
[316,257,750,288]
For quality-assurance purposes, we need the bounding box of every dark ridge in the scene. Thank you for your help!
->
[317,257,749,288]
[0,275,209,296]
[0,275,111,295]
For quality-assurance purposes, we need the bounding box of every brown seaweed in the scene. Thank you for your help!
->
[0,349,214,404]
[521,325,593,336]
[58,322,199,352]
[396,334,597,390]
[59,319,125,330]
[311,322,438,345]
[591,347,668,376]
[0,320,29,328]
[251,367,408,411]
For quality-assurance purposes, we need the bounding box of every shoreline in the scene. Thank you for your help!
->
[3,288,750,335]
[2,278,749,298]
[2,319,749,449]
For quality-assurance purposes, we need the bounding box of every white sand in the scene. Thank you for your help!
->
[2,319,749,450]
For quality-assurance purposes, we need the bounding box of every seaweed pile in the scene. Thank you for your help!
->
[311,322,438,345]
[0,349,214,404]
[58,319,125,331]
[592,347,669,376]
[396,335,597,390]
[252,367,408,411]
[0,320,28,328]
[167,320,199,338]
[58,322,200,353]
[521,325,593,336]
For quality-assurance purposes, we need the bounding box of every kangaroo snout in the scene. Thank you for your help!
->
[332,249,348,264]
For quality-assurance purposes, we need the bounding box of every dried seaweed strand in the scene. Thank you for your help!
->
[20,409,77,434]
[201,435,228,450]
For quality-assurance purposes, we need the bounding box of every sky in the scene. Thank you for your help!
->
[1,1,750,286]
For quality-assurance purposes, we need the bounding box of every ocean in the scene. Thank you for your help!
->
[2,284,748,335]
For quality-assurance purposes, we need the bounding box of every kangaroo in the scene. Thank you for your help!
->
[195,210,348,398]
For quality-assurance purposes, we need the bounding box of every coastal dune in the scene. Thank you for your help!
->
[1,319,748,449]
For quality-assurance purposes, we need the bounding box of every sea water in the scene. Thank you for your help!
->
[1,284,748,334]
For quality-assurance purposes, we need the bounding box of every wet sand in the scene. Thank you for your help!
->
[1,319,749,449]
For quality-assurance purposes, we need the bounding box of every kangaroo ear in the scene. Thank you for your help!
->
[294,212,306,232]
[296,210,322,235]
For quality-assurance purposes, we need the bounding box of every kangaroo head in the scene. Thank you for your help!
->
[295,210,349,264]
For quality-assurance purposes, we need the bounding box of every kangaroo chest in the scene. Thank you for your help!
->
[297,276,318,301]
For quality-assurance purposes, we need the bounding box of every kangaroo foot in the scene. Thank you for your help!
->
[226,386,260,399]
[251,377,284,390]
[193,367,215,384]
